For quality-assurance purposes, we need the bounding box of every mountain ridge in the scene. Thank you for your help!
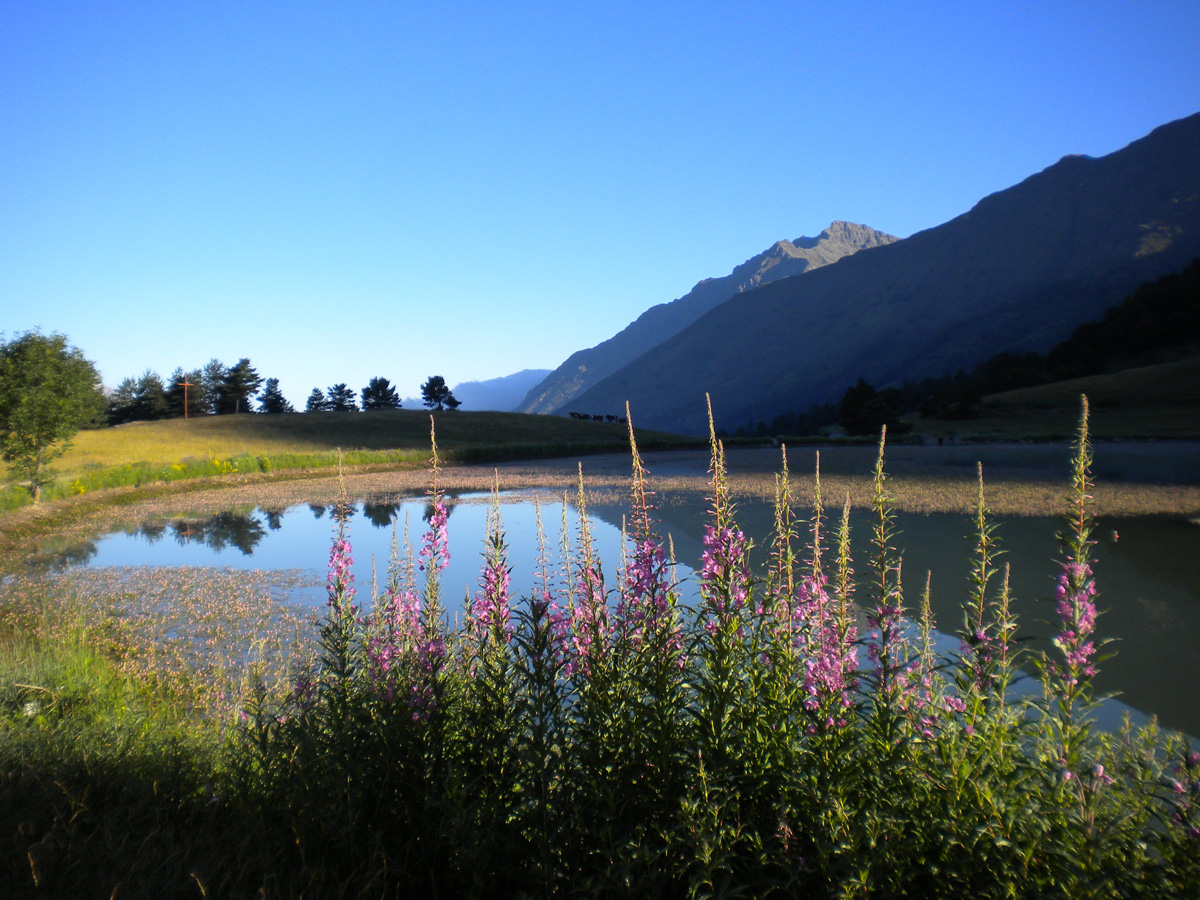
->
[517,220,897,414]
[569,111,1200,434]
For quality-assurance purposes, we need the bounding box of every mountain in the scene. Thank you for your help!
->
[569,111,1200,435]
[398,369,551,411]
[451,369,552,411]
[517,221,897,414]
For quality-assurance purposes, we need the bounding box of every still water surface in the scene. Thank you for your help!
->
[51,490,1200,737]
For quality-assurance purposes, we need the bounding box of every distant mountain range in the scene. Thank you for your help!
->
[517,221,897,415]
[451,369,552,411]
[400,369,552,412]
[551,111,1200,435]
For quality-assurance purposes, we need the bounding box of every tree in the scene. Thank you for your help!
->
[420,375,460,412]
[0,331,105,502]
[259,378,294,414]
[200,359,228,415]
[361,376,402,410]
[216,358,263,414]
[165,367,209,419]
[306,388,330,413]
[327,383,358,412]
[132,370,170,420]
[107,369,169,424]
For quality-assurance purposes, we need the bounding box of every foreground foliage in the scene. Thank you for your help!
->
[4,400,1198,897]
[239,402,1198,898]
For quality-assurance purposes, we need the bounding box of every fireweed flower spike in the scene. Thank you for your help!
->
[619,404,678,654]
[961,462,1003,698]
[568,463,610,677]
[698,396,751,633]
[467,477,512,650]
[1049,396,1101,706]
[865,427,913,717]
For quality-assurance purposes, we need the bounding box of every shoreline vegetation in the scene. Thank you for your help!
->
[3,405,1200,895]
[5,404,1200,896]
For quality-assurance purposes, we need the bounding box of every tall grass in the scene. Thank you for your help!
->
[229,397,1199,898]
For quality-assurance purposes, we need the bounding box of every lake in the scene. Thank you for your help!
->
[39,484,1200,738]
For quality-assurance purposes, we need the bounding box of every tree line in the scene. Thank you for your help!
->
[108,362,461,424]
[742,256,1200,437]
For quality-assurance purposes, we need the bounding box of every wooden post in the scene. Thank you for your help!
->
[181,378,194,419]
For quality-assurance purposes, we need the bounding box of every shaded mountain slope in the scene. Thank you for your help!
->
[518,221,896,414]
[572,111,1200,434]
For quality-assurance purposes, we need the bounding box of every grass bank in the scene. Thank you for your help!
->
[0,409,701,511]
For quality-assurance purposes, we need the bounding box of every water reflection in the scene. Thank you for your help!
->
[160,511,271,555]
[42,493,1200,737]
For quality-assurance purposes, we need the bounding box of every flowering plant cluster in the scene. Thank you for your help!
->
[240,401,1198,898]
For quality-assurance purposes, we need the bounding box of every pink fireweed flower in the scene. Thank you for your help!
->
[794,574,858,724]
[327,536,356,618]
[1052,559,1099,682]
[418,500,450,574]
[467,531,513,648]
[365,583,422,701]
[700,525,751,617]
[618,535,680,653]
[567,562,610,678]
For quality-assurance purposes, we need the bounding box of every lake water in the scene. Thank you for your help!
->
[41,489,1200,738]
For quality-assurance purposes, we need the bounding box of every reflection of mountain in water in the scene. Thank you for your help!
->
[164,511,272,556]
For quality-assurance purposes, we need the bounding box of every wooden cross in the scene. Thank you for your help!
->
[181,378,194,419]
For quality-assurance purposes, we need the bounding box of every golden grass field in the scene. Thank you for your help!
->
[51,408,695,475]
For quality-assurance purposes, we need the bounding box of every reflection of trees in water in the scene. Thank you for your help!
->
[137,522,169,543]
[29,540,98,573]
[169,512,268,556]
[309,503,327,519]
[362,501,401,529]
[262,508,285,531]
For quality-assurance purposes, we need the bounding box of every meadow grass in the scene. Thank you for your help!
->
[0,409,701,511]
[3,402,1200,897]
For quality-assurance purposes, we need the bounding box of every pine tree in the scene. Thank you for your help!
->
[327,383,358,412]
[306,387,330,413]
[361,376,402,410]
[217,358,263,414]
[420,375,460,411]
[259,378,294,414]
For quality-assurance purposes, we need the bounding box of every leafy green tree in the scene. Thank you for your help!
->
[327,383,358,412]
[361,376,402,410]
[259,378,294,414]
[306,388,330,413]
[0,331,105,502]
[217,358,263,414]
[420,375,460,411]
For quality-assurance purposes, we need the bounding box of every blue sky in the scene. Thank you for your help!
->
[3,1,1199,408]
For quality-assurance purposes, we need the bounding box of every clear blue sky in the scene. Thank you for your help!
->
[3,1,1199,408]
